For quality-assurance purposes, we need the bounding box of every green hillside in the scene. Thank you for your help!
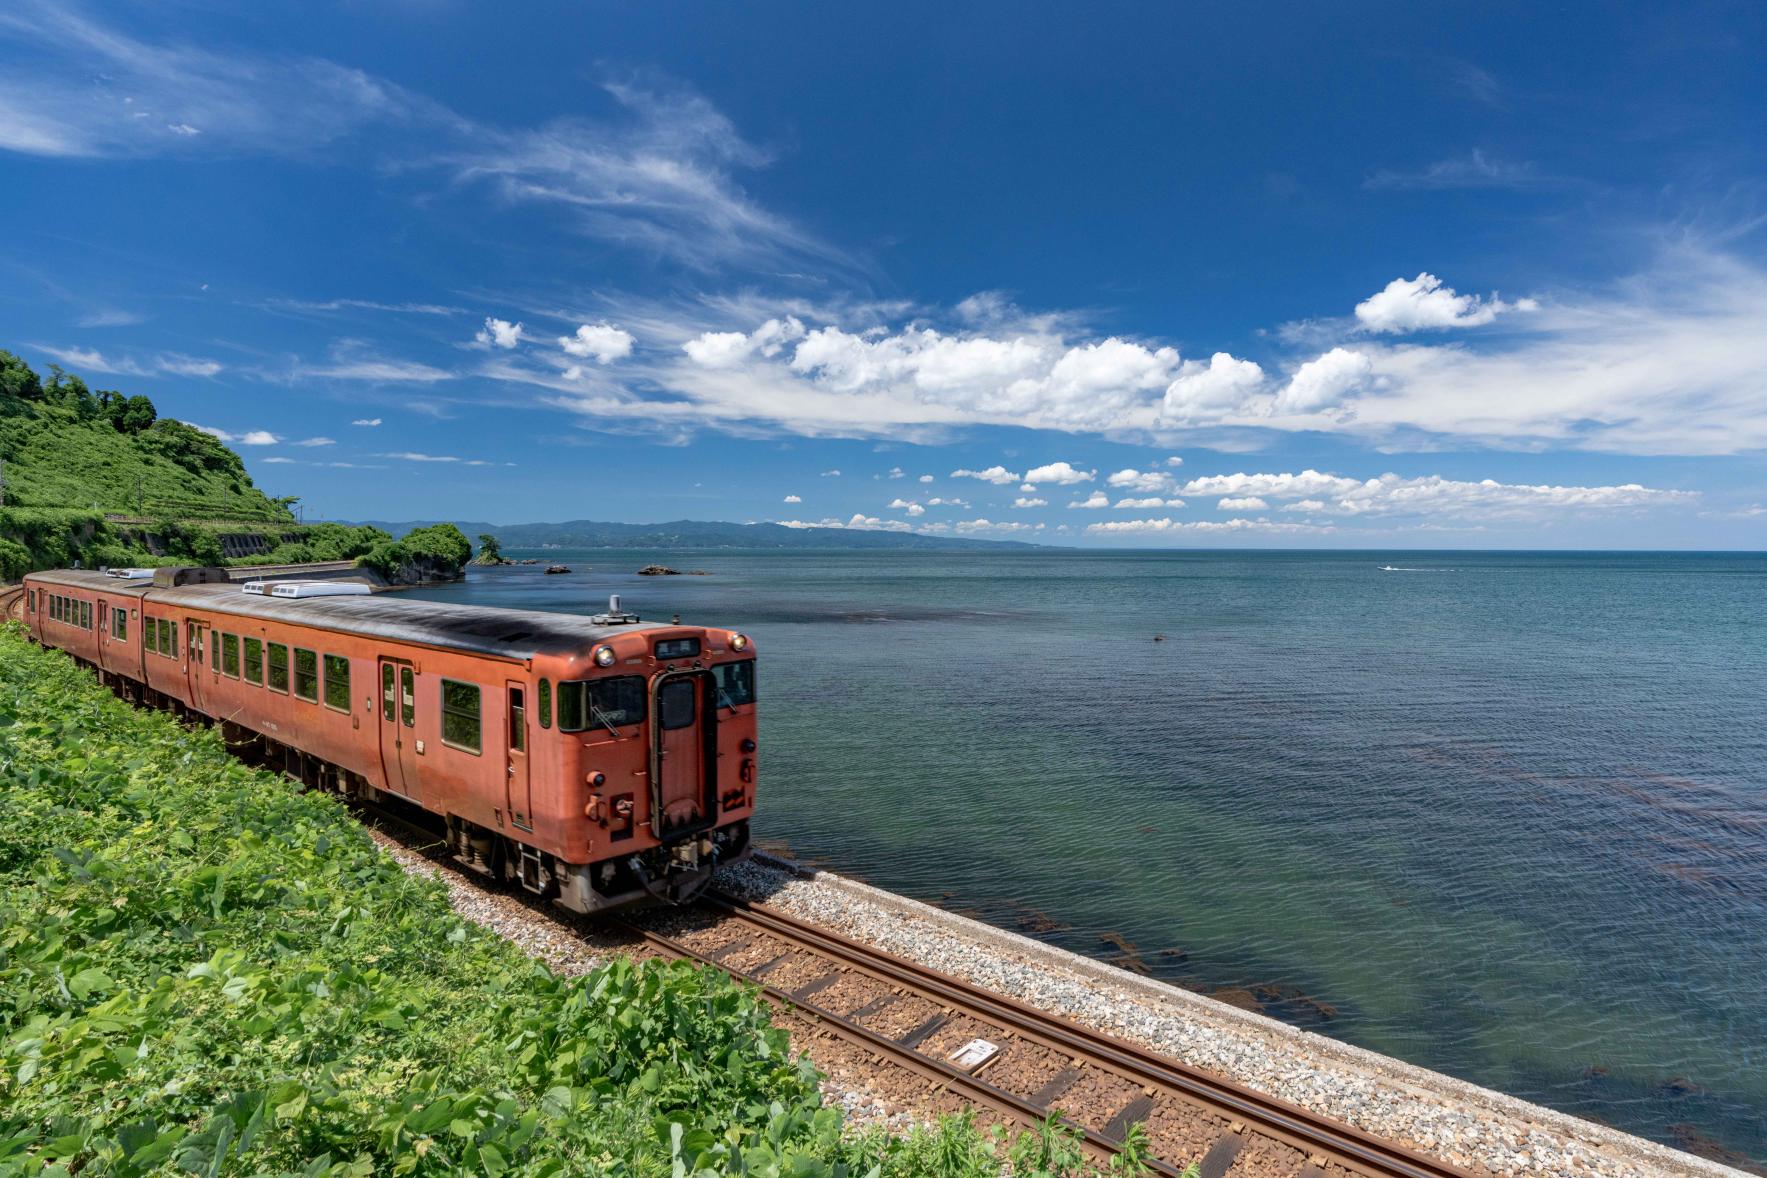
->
[0,350,287,519]
[0,350,465,582]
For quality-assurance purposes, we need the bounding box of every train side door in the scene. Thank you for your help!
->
[652,674,710,836]
[377,659,419,800]
[505,681,532,829]
[185,621,208,714]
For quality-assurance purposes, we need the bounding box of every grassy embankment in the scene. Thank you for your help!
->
[0,628,1159,1177]
[0,350,462,581]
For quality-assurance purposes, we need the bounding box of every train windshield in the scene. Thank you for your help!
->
[714,661,756,709]
[557,676,645,732]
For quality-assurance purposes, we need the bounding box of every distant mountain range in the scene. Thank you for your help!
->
[346,518,1040,551]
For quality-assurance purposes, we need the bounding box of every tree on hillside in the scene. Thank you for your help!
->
[0,351,42,401]
[476,532,503,563]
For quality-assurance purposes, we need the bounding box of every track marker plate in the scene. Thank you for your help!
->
[948,1038,1001,1071]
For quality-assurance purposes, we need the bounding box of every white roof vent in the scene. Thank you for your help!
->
[102,568,156,579]
[242,580,372,598]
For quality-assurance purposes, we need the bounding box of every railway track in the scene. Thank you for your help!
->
[624,896,1476,1178]
[343,796,1471,1178]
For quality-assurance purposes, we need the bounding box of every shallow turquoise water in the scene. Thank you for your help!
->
[412,549,1767,1166]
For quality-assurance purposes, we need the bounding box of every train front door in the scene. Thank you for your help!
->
[505,681,532,829]
[377,659,420,800]
[652,674,710,836]
[185,620,208,714]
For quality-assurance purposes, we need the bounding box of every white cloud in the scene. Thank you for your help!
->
[1023,461,1095,485]
[951,465,1021,485]
[352,417,382,427]
[293,436,335,447]
[37,345,221,379]
[783,494,801,504]
[1114,497,1169,509]
[195,425,277,445]
[821,469,841,477]
[887,498,926,516]
[560,323,635,364]
[1364,150,1548,192]
[475,317,525,349]
[270,298,465,317]
[1165,455,1184,466]
[1012,497,1048,508]
[381,451,459,462]
[260,456,294,464]
[954,518,1037,535]
[1086,517,1334,536]
[888,466,904,478]
[681,317,808,369]
[1274,347,1373,415]
[918,474,934,483]
[1069,490,1110,509]
[1105,468,1174,493]
[0,2,423,159]
[1162,352,1265,421]
[1218,496,1268,510]
[1354,272,1536,333]
[925,497,969,508]
[1179,469,1696,518]
[298,347,453,383]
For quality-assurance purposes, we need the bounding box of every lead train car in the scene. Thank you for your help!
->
[21,566,755,912]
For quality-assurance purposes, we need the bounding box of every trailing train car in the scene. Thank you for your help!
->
[21,566,756,911]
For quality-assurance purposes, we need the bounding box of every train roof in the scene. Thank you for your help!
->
[26,569,665,660]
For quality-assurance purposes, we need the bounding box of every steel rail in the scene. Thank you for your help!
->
[707,893,1474,1178]
[614,915,1188,1175]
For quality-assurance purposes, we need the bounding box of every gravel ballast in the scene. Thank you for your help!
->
[717,854,1751,1178]
[367,828,1748,1177]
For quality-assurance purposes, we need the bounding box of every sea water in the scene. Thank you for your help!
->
[411,549,1767,1166]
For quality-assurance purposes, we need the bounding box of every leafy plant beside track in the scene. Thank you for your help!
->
[0,628,1152,1177]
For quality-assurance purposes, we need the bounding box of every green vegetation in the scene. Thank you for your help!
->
[0,351,279,520]
[360,523,473,584]
[471,533,507,565]
[0,351,456,582]
[0,629,1158,1176]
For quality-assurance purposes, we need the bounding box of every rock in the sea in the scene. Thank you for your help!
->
[544,564,571,574]
[637,564,680,576]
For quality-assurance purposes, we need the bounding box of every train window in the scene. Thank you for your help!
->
[244,638,263,684]
[659,678,696,730]
[509,687,526,753]
[323,655,350,712]
[440,679,481,753]
[211,630,221,671]
[557,676,645,732]
[293,648,318,701]
[400,667,414,727]
[187,622,200,663]
[538,678,551,729]
[267,643,289,693]
[164,619,177,658]
[112,607,127,641]
[80,600,91,629]
[382,664,396,721]
[25,589,32,613]
[222,634,240,678]
[714,661,756,709]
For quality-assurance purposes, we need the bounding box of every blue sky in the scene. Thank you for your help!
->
[2,1,1765,547]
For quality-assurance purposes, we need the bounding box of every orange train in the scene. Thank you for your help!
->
[20,566,756,911]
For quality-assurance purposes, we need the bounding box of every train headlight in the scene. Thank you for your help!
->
[593,645,616,667]
[729,633,748,652]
